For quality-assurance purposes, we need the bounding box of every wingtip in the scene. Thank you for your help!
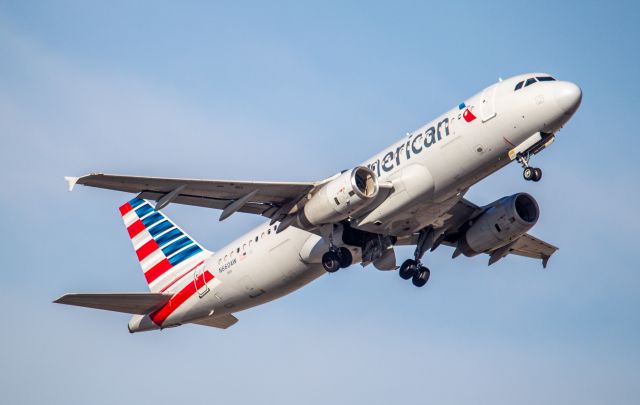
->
[64,176,80,192]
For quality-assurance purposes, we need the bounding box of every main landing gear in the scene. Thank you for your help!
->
[322,247,353,273]
[517,152,542,182]
[399,259,430,287]
[398,227,433,288]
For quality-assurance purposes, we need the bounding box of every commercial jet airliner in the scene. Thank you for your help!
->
[55,73,582,332]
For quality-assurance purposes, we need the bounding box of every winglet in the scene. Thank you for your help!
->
[542,254,550,269]
[64,176,80,192]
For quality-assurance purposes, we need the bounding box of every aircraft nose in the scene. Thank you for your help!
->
[554,81,582,116]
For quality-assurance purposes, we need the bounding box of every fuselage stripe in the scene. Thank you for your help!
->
[159,260,205,293]
[150,270,214,326]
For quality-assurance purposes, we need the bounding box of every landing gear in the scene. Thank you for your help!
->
[399,259,417,280]
[523,167,542,182]
[398,259,430,287]
[322,247,353,273]
[412,267,430,287]
[517,153,542,182]
[398,227,434,288]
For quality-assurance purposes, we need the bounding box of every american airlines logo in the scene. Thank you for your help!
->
[367,117,451,175]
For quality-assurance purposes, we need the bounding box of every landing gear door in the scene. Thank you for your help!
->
[194,263,209,298]
[480,84,498,122]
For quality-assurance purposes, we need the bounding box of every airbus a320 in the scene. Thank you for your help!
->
[56,73,582,332]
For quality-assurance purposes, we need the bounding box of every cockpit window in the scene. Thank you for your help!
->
[536,76,556,82]
[524,77,537,87]
[514,81,524,91]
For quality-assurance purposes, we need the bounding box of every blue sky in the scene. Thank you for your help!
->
[1,1,639,403]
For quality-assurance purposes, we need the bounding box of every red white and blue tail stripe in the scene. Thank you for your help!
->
[119,197,211,293]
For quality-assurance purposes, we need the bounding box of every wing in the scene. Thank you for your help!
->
[508,233,557,267]
[397,197,558,268]
[54,292,172,314]
[65,173,317,220]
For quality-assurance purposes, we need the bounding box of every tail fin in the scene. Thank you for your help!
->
[119,197,211,292]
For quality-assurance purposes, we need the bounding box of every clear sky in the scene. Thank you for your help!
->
[1,1,639,404]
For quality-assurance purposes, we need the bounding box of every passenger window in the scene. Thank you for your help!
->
[236,247,240,253]
[267,229,271,235]
[514,81,524,91]
[255,236,258,242]
[525,78,537,87]
[536,76,556,82]
[261,232,265,239]
[218,258,222,265]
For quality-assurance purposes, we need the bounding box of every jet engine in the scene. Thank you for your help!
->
[298,166,379,227]
[457,193,539,256]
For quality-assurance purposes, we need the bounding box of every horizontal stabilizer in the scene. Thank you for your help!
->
[54,293,172,315]
[191,314,239,329]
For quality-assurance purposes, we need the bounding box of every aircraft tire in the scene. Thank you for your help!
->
[399,259,418,280]
[523,167,535,181]
[412,267,430,287]
[322,251,341,273]
[533,168,542,182]
[337,247,353,268]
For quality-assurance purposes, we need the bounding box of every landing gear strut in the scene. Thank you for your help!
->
[398,227,433,288]
[517,152,542,182]
[322,247,353,273]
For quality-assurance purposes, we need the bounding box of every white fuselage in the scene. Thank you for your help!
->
[130,73,581,331]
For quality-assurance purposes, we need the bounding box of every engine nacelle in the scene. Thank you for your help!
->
[458,193,539,256]
[298,166,379,227]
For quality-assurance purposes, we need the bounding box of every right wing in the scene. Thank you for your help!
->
[396,197,558,268]
[54,292,172,314]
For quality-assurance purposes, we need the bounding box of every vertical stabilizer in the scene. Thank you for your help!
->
[118,197,211,292]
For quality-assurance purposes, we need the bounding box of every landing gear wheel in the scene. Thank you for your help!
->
[412,267,430,287]
[337,247,353,269]
[399,259,418,280]
[533,168,542,182]
[523,167,535,181]
[399,261,417,280]
[322,251,341,273]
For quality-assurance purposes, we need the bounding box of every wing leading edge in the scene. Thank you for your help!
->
[66,173,317,219]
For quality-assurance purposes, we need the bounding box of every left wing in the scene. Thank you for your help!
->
[65,173,317,221]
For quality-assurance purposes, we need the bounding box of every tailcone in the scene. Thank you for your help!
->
[128,314,159,333]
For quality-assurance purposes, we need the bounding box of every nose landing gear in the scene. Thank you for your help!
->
[517,152,542,182]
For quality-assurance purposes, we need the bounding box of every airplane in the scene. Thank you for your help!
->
[55,73,582,332]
